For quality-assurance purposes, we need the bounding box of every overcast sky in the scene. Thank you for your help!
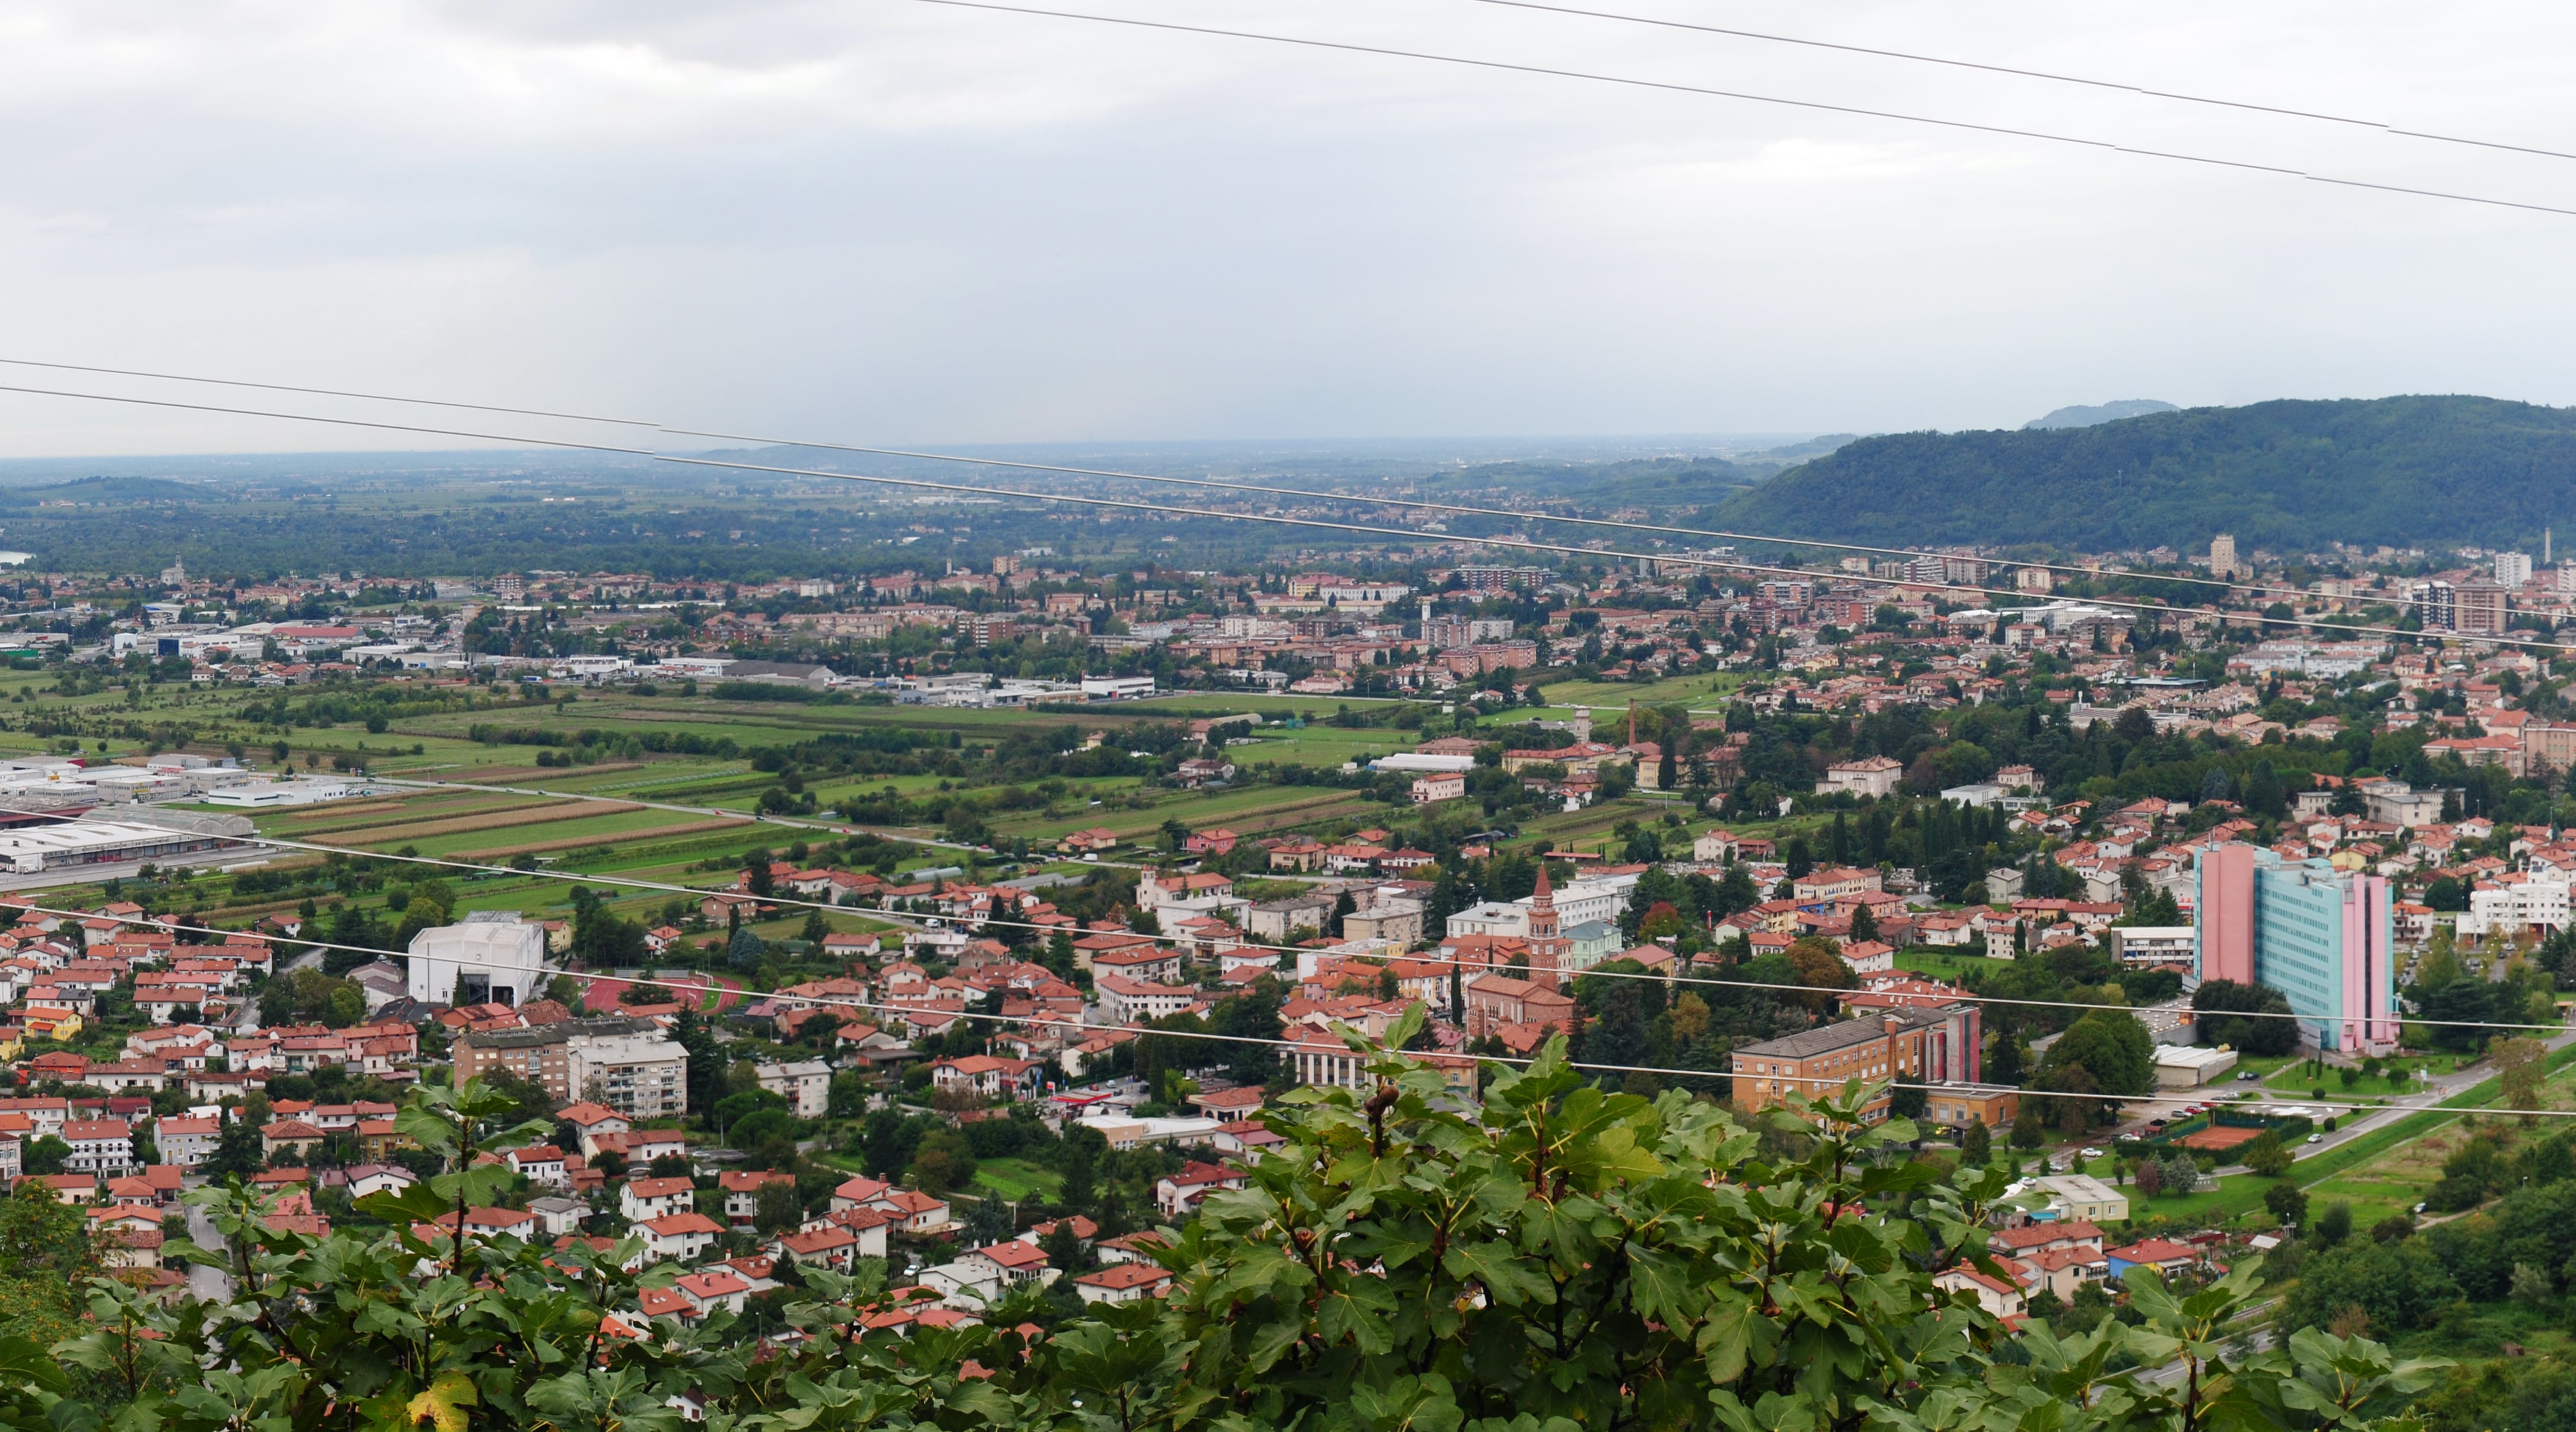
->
[6,1,2576,457]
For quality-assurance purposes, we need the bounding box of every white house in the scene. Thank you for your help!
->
[1819,756,1904,799]
[154,1115,220,1168]
[527,1196,589,1238]
[637,1212,723,1263]
[347,1164,419,1200]
[505,1144,570,1189]
[1092,976,1203,1027]
[1073,1263,1173,1304]
[773,1225,862,1271]
[870,1188,951,1233]
[559,1102,631,1158]
[1933,1266,2026,1319]
[620,1176,696,1223]
[674,1269,752,1319]
[962,1240,1055,1286]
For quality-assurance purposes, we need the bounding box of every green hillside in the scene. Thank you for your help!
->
[1709,394,2576,552]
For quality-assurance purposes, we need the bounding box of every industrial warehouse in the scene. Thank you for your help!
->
[0,818,248,875]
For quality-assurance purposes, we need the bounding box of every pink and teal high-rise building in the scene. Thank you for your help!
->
[2196,844,2397,1054]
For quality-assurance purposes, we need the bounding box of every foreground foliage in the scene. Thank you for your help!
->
[6,1021,2445,1430]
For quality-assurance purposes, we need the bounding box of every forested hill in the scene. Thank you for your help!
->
[1708,395,2576,552]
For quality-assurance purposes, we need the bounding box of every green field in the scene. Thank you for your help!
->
[970,1158,1065,1202]
[1531,671,1746,711]
[0,667,1744,967]
[1895,949,2013,982]
[2092,1041,2576,1232]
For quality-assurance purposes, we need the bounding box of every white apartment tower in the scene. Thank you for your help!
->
[2496,552,2534,587]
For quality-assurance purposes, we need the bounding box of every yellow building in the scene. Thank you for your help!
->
[22,1005,81,1043]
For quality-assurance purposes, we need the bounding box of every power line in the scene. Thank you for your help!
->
[45,806,2531,1035]
[661,425,2337,607]
[1469,0,2576,164]
[903,0,2576,221]
[0,353,2470,611]
[0,359,657,428]
[0,377,2557,657]
[658,449,2571,654]
[0,382,655,457]
[0,384,2537,1031]
[12,897,2551,1119]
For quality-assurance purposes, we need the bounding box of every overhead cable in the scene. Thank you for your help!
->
[18,898,2540,1117]
[0,359,657,428]
[0,352,2461,609]
[56,809,2549,1036]
[1470,0,2576,163]
[0,378,2554,656]
[904,0,2576,221]
[662,426,2337,607]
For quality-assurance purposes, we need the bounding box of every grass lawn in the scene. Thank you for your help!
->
[2266,1062,2415,1098]
[1531,672,1746,711]
[1224,724,1425,769]
[972,1158,1064,1202]
[1896,949,2014,982]
[2147,1041,2576,1230]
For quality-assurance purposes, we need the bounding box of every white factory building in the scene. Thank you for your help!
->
[408,912,550,1008]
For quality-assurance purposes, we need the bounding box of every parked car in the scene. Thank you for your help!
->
[2306,1134,2324,1145]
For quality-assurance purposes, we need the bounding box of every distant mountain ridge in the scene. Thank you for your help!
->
[2024,400,2178,430]
[0,476,217,505]
[1708,394,2576,552]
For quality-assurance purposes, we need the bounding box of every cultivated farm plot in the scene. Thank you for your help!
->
[1517,795,1689,852]
[416,809,752,860]
[302,798,637,847]
[267,790,756,862]
[990,786,1378,844]
[261,793,553,838]
[429,762,650,785]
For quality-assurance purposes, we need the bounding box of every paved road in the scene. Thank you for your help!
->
[183,1198,235,1304]
[2134,1323,2277,1388]
[2111,1015,2576,1180]
[232,940,325,1032]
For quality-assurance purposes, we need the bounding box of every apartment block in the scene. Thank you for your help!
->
[2197,845,2396,1053]
[1729,1003,1984,1122]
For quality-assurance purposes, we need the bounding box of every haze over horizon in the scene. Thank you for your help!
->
[8,2,2576,456]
